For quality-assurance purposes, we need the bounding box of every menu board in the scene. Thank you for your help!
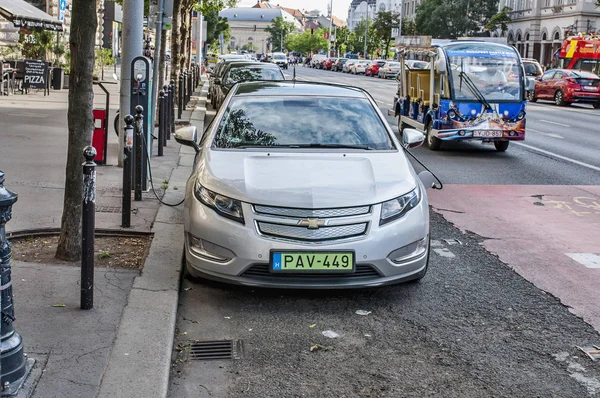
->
[23,60,48,89]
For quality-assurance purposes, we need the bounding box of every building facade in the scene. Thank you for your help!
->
[220,7,302,54]
[500,0,600,67]
[347,0,420,31]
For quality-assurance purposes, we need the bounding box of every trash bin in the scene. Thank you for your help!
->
[52,67,64,90]
[92,109,108,165]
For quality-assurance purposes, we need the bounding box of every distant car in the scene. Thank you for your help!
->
[324,58,337,70]
[332,58,348,72]
[351,60,370,75]
[311,54,327,68]
[378,61,401,79]
[342,60,357,73]
[522,58,543,79]
[530,69,600,108]
[271,52,288,69]
[405,60,430,70]
[208,54,247,104]
[366,60,386,77]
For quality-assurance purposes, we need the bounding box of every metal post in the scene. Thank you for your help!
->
[169,80,175,137]
[150,0,165,152]
[134,106,144,201]
[122,115,134,228]
[158,90,164,156]
[183,69,188,105]
[81,146,97,310]
[163,85,170,145]
[119,0,144,167]
[0,171,33,395]
[178,74,183,119]
[188,68,193,100]
[327,0,333,58]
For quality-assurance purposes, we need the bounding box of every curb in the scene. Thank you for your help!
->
[97,84,207,398]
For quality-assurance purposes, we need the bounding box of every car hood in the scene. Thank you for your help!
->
[196,150,416,208]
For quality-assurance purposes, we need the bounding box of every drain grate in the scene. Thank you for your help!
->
[96,206,122,213]
[188,340,241,360]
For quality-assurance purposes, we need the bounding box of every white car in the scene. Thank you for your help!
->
[311,54,327,68]
[351,60,371,75]
[176,81,434,288]
[342,60,357,73]
[271,52,288,69]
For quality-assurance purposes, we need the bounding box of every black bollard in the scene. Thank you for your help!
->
[81,146,97,310]
[158,90,165,157]
[188,68,193,101]
[134,106,144,202]
[163,84,171,144]
[178,74,184,120]
[122,115,134,228]
[0,171,32,394]
[169,80,175,139]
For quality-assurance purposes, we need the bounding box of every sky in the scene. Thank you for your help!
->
[236,0,353,21]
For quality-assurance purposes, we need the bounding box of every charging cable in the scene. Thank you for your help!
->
[403,147,444,190]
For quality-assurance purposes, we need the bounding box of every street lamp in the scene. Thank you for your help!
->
[327,0,333,57]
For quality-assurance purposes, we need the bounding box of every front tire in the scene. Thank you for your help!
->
[426,122,441,150]
[593,102,600,109]
[527,91,537,102]
[494,141,509,152]
[554,90,566,106]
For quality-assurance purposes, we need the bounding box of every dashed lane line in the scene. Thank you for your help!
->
[540,119,571,127]
[512,142,600,173]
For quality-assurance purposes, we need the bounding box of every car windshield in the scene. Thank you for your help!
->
[213,96,395,150]
[447,43,522,101]
[387,62,400,67]
[524,62,542,75]
[273,54,286,60]
[226,67,283,84]
[569,70,599,79]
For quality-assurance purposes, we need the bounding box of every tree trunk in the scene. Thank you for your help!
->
[55,0,98,261]
[170,0,182,81]
[186,7,193,68]
[179,7,189,72]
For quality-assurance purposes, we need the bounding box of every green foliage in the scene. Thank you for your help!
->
[372,11,400,58]
[205,7,231,52]
[265,17,296,52]
[94,48,115,78]
[349,19,379,57]
[416,0,498,38]
[18,29,54,60]
[486,6,513,35]
[334,26,350,55]
[197,0,238,14]
[241,43,257,51]
[286,29,328,54]
[401,17,416,35]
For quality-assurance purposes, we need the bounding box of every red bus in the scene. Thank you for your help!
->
[559,34,600,74]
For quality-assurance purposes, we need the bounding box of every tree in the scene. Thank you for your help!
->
[486,6,513,36]
[372,11,400,59]
[241,43,257,52]
[55,0,98,261]
[402,17,416,35]
[349,18,379,58]
[265,16,296,52]
[204,7,231,53]
[334,25,350,55]
[416,0,498,38]
[285,29,328,54]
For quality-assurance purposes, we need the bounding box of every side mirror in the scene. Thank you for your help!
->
[418,170,436,190]
[174,126,200,153]
[526,77,536,91]
[401,128,425,149]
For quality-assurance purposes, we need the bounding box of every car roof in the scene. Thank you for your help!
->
[233,81,369,99]
[227,61,279,68]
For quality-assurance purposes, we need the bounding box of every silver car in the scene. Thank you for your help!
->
[351,60,371,75]
[378,61,401,79]
[176,81,433,288]
[342,60,357,73]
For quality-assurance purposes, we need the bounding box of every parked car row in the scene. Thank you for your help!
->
[310,56,429,79]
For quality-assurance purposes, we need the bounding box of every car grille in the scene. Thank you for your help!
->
[257,222,367,242]
[254,205,371,219]
[241,263,380,279]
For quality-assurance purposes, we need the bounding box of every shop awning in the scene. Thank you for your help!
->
[0,0,63,32]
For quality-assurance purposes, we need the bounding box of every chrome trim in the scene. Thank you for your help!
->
[257,221,368,242]
[253,205,371,219]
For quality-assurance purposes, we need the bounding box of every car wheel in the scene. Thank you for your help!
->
[494,141,509,152]
[527,91,537,102]
[426,122,441,150]
[554,90,566,106]
[593,102,600,109]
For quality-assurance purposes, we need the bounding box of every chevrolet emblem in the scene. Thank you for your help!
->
[298,218,325,229]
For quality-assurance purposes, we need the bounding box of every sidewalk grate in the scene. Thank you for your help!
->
[96,206,122,213]
[188,340,241,360]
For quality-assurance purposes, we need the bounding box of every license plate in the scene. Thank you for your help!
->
[473,130,504,138]
[270,251,355,273]
[583,86,596,91]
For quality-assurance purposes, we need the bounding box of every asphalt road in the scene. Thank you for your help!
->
[168,74,600,397]
[283,66,600,185]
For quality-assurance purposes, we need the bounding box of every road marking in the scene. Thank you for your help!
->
[527,127,564,139]
[566,253,600,269]
[512,142,600,172]
[540,119,570,127]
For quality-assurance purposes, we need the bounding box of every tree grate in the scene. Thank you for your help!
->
[96,206,122,213]
[188,340,241,360]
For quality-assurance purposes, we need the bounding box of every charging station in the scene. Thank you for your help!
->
[130,56,152,191]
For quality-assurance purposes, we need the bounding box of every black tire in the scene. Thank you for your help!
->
[425,122,441,150]
[593,102,600,109]
[113,112,120,137]
[527,91,537,102]
[554,90,566,106]
[494,141,509,152]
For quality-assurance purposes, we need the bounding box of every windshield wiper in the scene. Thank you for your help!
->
[458,71,492,111]
[286,143,375,150]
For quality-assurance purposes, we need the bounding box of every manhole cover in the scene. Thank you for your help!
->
[188,340,242,360]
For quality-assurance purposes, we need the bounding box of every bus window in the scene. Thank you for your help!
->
[573,59,600,74]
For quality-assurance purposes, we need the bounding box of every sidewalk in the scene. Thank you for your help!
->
[0,75,207,397]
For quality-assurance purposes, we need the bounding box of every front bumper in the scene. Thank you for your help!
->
[183,183,430,289]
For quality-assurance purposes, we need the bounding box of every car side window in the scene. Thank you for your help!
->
[541,71,555,81]
[553,71,563,80]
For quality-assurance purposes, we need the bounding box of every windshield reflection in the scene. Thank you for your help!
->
[213,97,395,150]
[226,67,283,84]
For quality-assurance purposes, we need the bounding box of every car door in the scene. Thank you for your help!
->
[537,70,555,99]
[550,71,565,98]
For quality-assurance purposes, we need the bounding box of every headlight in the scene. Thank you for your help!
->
[380,187,421,225]
[194,182,244,224]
